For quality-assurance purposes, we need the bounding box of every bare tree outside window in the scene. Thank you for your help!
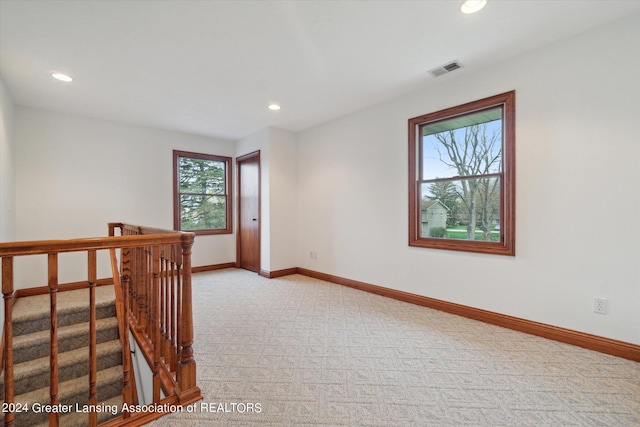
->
[409,91,515,255]
[422,114,502,241]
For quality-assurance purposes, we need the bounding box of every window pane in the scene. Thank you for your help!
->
[173,150,232,234]
[421,109,503,180]
[180,195,227,231]
[179,157,226,194]
[420,176,501,241]
[409,91,514,255]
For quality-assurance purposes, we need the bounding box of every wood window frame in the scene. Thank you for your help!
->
[173,150,233,235]
[408,91,515,255]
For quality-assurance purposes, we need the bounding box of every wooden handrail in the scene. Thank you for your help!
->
[0,233,193,257]
[1,223,201,426]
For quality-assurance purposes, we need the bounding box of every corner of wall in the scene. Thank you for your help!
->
[0,75,17,334]
[0,76,17,242]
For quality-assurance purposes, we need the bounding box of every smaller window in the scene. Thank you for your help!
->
[173,150,232,235]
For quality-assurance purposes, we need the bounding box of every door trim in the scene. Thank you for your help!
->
[236,150,261,272]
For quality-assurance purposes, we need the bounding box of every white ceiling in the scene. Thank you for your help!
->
[2,0,639,141]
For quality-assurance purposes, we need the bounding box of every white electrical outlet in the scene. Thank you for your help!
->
[593,297,607,314]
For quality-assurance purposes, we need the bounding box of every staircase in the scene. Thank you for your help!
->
[1,286,124,426]
[1,223,202,426]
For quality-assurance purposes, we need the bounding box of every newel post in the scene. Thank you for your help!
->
[2,257,15,427]
[177,234,196,391]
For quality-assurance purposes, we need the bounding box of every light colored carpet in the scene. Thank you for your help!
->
[149,268,640,426]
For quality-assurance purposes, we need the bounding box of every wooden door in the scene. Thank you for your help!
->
[237,151,260,272]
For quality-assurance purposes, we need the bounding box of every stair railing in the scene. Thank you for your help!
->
[0,223,201,427]
[108,223,201,405]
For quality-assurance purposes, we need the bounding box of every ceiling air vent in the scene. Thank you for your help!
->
[428,61,462,77]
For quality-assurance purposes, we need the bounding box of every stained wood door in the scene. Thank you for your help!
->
[237,151,260,272]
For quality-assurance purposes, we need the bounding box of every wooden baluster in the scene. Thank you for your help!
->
[175,262,182,375]
[129,247,136,326]
[167,247,173,364]
[48,253,60,427]
[169,247,178,373]
[163,247,172,366]
[2,257,15,427]
[129,248,139,330]
[145,247,152,339]
[160,249,167,362]
[150,247,155,343]
[109,249,132,418]
[175,245,183,373]
[120,245,139,406]
[141,247,146,337]
[125,247,132,320]
[134,248,146,332]
[88,250,98,427]
[125,272,139,408]
[136,232,149,335]
[137,247,147,333]
[121,247,133,323]
[130,247,139,329]
[177,239,197,391]
[151,245,161,402]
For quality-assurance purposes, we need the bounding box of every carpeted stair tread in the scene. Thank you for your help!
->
[12,286,116,336]
[32,394,124,427]
[2,285,127,426]
[11,316,119,364]
[1,365,123,426]
[5,339,122,397]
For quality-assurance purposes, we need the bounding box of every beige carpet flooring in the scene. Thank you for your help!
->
[149,268,640,426]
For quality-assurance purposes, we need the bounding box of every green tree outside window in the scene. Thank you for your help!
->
[173,151,232,235]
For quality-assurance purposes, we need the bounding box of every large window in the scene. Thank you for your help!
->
[173,150,232,235]
[408,91,515,255]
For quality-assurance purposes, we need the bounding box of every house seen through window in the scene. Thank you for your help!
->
[408,91,515,255]
[173,150,232,235]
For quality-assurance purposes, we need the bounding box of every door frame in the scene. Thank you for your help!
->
[236,150,261,271]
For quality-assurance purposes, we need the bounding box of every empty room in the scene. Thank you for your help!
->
[1,1,639,426]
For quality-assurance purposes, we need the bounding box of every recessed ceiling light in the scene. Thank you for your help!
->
[268,104,281,111]
[460,0,487,14]
[51,73,74,82]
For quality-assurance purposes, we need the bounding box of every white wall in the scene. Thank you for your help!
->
[0,76,17,333]
[14,107,236,287]
[295,13,640,344]
[129,332,155,405]
[266,128,297,271]
[0,77,16,242]
[235,127,297,273]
